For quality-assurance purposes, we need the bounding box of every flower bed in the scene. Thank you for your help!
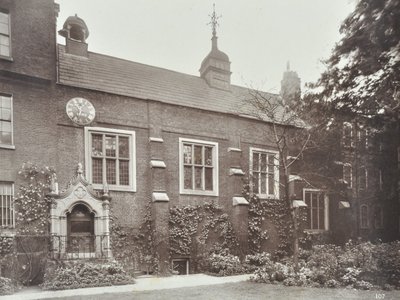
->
[0,277,17,295]
[41,261,135,290]
[251,241,400,290]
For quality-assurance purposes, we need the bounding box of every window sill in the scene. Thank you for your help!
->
[180,190,218,197]
[0,55,13,62]
[92,183,136,193]
[304,229,328,234]
[258,194,279,200]
[0,144,15,150]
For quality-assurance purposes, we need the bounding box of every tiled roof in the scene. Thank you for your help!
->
[57,45,281,119]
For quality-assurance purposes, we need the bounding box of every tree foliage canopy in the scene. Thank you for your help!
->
[307,0,400,121]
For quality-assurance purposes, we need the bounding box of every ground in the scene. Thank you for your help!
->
[46,282,399,300]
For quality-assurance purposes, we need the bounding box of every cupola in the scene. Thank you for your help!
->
[199,5,231,90]
[58,14,89,57]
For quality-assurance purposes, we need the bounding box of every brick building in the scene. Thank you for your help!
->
[2,0,393,275]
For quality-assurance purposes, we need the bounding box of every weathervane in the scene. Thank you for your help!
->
[208,3,221,38]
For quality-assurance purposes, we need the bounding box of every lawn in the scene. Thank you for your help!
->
[50,281,400,300]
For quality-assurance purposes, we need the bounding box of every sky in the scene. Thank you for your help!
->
[56,0,357,94]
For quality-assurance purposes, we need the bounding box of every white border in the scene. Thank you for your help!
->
[249,147,279,199]
[179,137,218,196]
[0,93,14,149]
[303,188,329,232]
[84,127,136,192]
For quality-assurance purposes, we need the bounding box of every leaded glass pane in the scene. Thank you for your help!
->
[105,135,116,157]
[205,168,213,190]
[119,160,129,185]
[184,166,192,189]
[260,153,267,171]
[253,153,259,171]
[119,136,129,158]
[194,167,202,189]
[268,173,274,195]
[106,159,116,184]
[253,172,259,193]
[205,147,213,166]
[92,158,102,184]
[91,134,103,157]
[183,145,192,164]
[194,145,202,165]
[261,173,267,194]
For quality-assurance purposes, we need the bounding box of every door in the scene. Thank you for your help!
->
[67,204,95,253]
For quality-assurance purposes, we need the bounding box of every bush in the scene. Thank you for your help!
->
[251,240,400,290]
[244,252,273,272]
[0,277,16,295]
[41,261,135,290]
[200,250,243,276]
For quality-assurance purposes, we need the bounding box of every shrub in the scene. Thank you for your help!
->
[244,252,273,272]
[0,277,16,295]
[41,261,135,290]
[251,240,400,290]
[200,250,243,276]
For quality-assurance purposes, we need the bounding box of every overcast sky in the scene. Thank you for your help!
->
[56,0,357,94]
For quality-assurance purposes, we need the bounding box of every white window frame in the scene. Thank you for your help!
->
[179,138,218,196]
[0,182,14,228]
[0,10,12,59]
[0,93,14,149]
[249,147,280,199]
[358,167,368,191]
[303,188,329,232]
[85,127,136,192]
[343,122,354,147]
[343,163,352,188]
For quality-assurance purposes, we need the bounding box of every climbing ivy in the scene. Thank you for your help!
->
[110,202,159,275]
[169,201,240,271]
[243,179,293,257]
[14,162,55,235]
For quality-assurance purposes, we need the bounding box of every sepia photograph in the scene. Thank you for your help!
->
[0,0,399,299]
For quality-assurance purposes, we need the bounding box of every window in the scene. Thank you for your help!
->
[343,122,353,147]
[358,167,367,191]
[343,164,352,188]
[357,128,367,149]
[0,94,12,147]
[303,189,329,231]
[85,127,136,192]
[360,204,369,229]
[250,148,279,199]
[179,138,218,196]
[374,205,383,229]
[0,10,11,58]
[0,182,14,228]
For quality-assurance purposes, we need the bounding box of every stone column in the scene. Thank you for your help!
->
[102,199,112,258]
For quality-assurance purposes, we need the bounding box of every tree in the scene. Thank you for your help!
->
[242,89,311,270]
[307,0,400,121]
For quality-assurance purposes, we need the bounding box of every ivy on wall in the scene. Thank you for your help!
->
[169,201,240,270]
[243,180,293,257]
[14,162,55,235]
[110,202,159,274]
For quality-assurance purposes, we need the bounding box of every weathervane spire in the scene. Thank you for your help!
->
[208,3,221,49]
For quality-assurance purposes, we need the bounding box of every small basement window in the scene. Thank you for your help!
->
[172,258,189,275]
